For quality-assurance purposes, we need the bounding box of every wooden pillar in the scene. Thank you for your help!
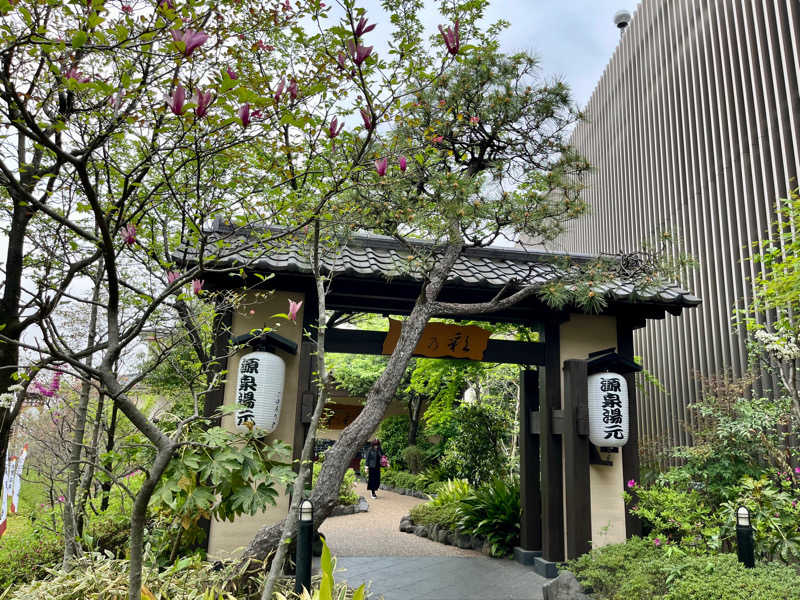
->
[563,359,591,558]
[203,301,234,426]
[617,319,642,538]
[200,299,233,551]
[519,369,541,551]
[540,319,564,562]
[293,297,318,474]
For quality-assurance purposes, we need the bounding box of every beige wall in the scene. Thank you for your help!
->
[208,290,305,558]
[560,314,626,549]
[316,396,408,441]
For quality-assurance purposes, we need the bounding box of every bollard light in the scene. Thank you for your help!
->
[735,505,755,568]
[295,499,314,594]
[736,505,750,527]
[300,498,313,522]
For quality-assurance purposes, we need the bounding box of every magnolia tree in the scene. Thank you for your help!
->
[237,0,685,587]
[0,0,368,597]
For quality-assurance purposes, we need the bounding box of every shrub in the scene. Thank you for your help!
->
[0,491,131,590]
[628,483,720,552]
[409,502,460,531]
[376,415,411,469]
[429,479,472,507]
[402,445,425,474]
[569,537,800,600]
[664,553,800,600]
[456,478,520,557]
[439,403,508,487]
[720,475,800,562]
[569,536,665,599]
[313,461,358,506]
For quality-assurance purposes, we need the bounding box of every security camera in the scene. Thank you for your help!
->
[614,9,632,30]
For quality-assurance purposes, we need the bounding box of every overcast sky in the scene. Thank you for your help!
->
[356,0,641,108]
[483,1,640,106]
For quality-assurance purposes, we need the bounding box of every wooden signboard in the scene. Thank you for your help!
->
[381,319,490,360]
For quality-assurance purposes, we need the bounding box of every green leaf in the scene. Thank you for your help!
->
[71,30,88,49]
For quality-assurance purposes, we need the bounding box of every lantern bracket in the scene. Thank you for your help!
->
[231,330,298,355]
[586,348,642,375]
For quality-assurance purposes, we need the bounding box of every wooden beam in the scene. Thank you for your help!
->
[563,359,592,559]
[617,319,642,538]
[540,319,564,562]
[519,369,541,551]
[324,328,546,365]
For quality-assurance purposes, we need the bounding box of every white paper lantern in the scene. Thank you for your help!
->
[235,351,285,433]
[588,372,629,447]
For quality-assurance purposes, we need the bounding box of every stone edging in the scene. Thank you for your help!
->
[398,513,492,555]
[328,496,369,517]
[379,484,429,499]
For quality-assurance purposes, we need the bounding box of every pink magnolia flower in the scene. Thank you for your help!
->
[336,52,347,70]
[158,0,174,9]
[398,156,407,172]
[192,90,213,118]
[354,17,376,38]
[795,467,800,474]
[469,115,480,124]
[171,29,209,57]
[288,79,299,100]
[121,223,136,245]
[226,67,238,80]
[360,108,372,130]
[653,537,661,547]
[191,279,204,295]
[328,116,344,138]
[274,76,286,102]
[374,157,387,176]
[238,103,251,127]
[438,20,460,56]
[432,135,444,143]
[121,4,133,14]
[166,271,181,284]
[347,39,373,66]
[627,479,636,489]
[57,496,65,503]
[288,300,302,322]
[282,0,291,11]
[64,67,89,83]
[168,85,186,115]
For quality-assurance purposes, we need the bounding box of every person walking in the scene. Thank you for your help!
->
[365,439,384,499]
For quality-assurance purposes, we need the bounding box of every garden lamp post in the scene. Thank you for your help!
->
[736,505,754,568]
[295,499,314,594]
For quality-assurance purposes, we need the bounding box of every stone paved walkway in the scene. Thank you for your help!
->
[317,482,547,600]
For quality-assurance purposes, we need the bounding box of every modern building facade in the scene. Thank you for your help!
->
[559,1,800,455]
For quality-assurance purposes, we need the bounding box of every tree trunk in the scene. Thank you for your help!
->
[407,396,422,447]
[100,401,119,512]
[63,262,103,568]
[239,241,462,568]
[76,392,105,536]
[127,444,175,600]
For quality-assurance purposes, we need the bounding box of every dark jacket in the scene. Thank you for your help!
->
[365,445,382,469]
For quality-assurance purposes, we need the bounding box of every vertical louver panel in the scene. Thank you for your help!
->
[559,0,800,462]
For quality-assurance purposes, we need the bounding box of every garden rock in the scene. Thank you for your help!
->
[445,532,455,545]
[357,497,369,512]
[542,571,591,600]
[437,529,450,544]
[455,531,472,549]
[414,525,428,538]
[471,535,485,551]
[481,540,492,556]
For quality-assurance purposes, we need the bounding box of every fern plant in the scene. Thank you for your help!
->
[456,478,521,557]
[429,479,472,507]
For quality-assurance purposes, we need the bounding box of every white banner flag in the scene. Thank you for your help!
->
[0,453,15,539]
[11,444,27,514]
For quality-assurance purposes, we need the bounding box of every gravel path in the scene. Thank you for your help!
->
[319,481,481,557]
